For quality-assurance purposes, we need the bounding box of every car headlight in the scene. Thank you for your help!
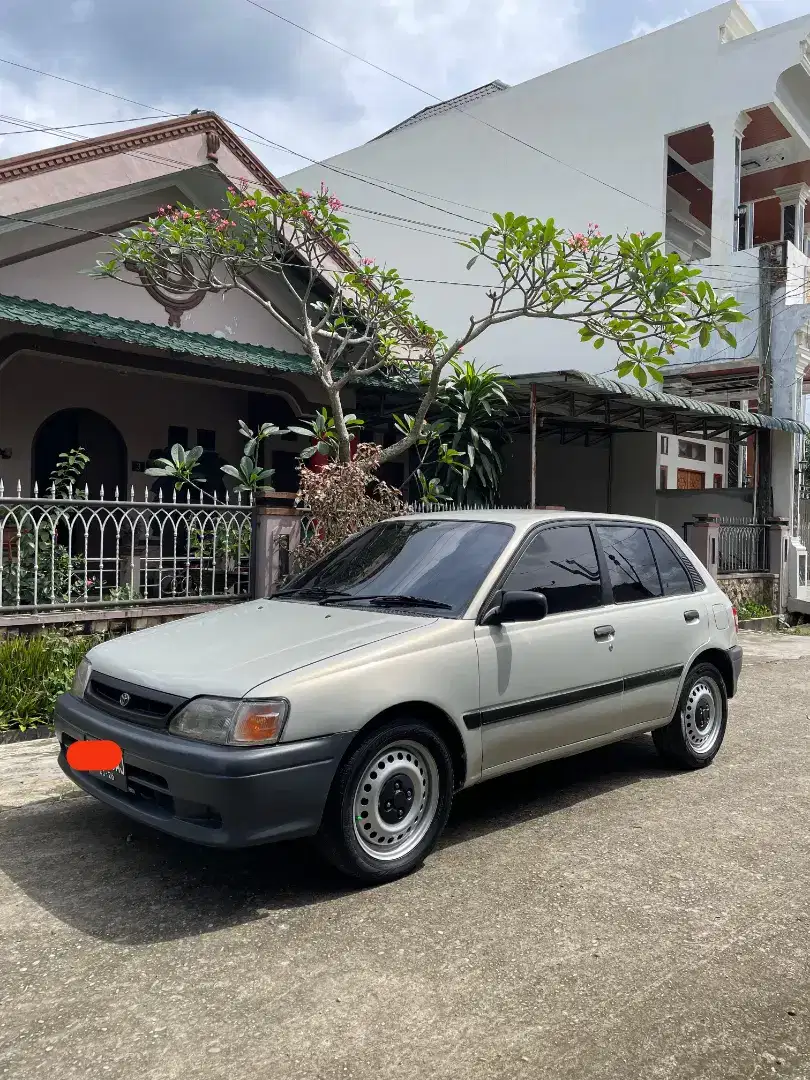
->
[71,658,92,699]
[168,697,289,746]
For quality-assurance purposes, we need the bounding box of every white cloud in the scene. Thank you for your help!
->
[0,0,585,173]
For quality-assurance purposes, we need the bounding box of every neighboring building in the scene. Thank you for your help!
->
[0,113,402,499]
[285,2,810,531]
[657,433,731,491]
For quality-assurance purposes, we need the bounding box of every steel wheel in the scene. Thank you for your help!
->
[681,675,723,754]
[351,739,440,862]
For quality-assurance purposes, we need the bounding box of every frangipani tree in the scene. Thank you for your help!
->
[95,184,745,468]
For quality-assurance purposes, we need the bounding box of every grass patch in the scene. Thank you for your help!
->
[0,633,102,733]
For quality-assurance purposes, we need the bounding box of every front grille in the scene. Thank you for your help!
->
[85,673,187,728]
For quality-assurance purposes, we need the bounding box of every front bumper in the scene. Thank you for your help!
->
[54,692,353,848]
[729,644,743,697]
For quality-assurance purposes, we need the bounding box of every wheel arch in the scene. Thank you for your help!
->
[340,702,468,790]
[688,647,735,699]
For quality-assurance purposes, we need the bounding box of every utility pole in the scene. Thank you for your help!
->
[755,243,780,522]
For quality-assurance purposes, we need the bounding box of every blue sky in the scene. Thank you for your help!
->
[0,1,807,175]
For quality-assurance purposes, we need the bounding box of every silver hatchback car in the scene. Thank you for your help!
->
[56,511,742,882]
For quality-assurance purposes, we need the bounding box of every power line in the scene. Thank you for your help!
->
[0,57,166,115]
[0,114,172,137]
[0,52,767,272]
[238,0,763,268]
[0,112,474,246]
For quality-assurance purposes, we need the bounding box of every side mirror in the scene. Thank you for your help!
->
[481,589,549,627]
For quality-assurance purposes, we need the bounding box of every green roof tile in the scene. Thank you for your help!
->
[0,292,313,375]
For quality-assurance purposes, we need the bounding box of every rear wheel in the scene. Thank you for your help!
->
[652,662,727,769]
[316,721,454,883]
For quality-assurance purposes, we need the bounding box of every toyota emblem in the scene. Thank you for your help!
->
[119,692,131,708]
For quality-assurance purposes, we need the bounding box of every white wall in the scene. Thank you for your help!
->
[284,4,810,377]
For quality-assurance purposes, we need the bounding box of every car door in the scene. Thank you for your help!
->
[474,523,625,775]
[593,524,710,728]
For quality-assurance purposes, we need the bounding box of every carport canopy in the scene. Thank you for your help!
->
[510,370,810,443]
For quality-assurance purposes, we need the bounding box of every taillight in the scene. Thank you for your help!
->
[732,606,739,632]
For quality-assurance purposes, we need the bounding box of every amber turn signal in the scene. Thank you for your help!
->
[230,700,289,745]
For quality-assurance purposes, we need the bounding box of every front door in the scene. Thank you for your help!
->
[593,524,710,727]
[677,468,705,490]
[475,523,625,774]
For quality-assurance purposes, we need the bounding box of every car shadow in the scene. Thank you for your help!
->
[0,735,673,945]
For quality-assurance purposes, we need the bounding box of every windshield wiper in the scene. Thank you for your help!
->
[318,593,451,610]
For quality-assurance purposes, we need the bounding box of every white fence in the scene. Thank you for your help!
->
[0,482,252,614]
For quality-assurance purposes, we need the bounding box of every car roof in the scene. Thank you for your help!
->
[395,509,672,530]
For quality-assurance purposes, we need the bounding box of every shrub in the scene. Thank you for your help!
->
[295,443,404,571]
[0,633,101,732]
[737,600,772,621]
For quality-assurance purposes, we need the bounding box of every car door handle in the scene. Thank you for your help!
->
[683,609,701,624]
[594,624,615,640]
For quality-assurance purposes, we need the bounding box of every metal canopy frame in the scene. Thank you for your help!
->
[511,370,810,510]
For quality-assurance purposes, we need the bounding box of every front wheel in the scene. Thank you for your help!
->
[316,721,454,883]
[652,662,728,769]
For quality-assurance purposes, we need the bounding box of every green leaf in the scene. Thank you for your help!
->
[593,338,605,350]
[698,325,711,348]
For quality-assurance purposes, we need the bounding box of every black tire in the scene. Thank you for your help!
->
[652,662,728,770]
[316,720,454,884]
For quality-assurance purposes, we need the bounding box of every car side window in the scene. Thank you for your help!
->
[501,525,602,615]
[596,525,662,604]
[647,529,693,596]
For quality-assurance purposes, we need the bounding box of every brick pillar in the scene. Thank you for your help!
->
[250,489,302,599]
[684,513,720,579]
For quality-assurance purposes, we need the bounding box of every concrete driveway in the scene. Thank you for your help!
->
[1,631,809,1080]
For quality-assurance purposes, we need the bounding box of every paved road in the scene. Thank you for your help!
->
[1,632,809,1080]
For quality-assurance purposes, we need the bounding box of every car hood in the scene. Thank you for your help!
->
[88,599,437,699]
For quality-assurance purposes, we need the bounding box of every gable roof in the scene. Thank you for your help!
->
[372,81,509,141]
[0,111,359,275]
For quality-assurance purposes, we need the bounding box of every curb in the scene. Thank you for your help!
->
[0,727,55,745]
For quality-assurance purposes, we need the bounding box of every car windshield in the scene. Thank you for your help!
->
[278,519,514,617]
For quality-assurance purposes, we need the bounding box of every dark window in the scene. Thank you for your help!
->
[678,440,707,461]
[714,446,723,464]
[197,428,216,452]
[597,526,662,604]
[167,426,188,448]
[659,465,668,490]
[660,436,669,454]
[502,525,602,615]
[647,530,692,596]
[279,519,513,618]
[713,473,723,488]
